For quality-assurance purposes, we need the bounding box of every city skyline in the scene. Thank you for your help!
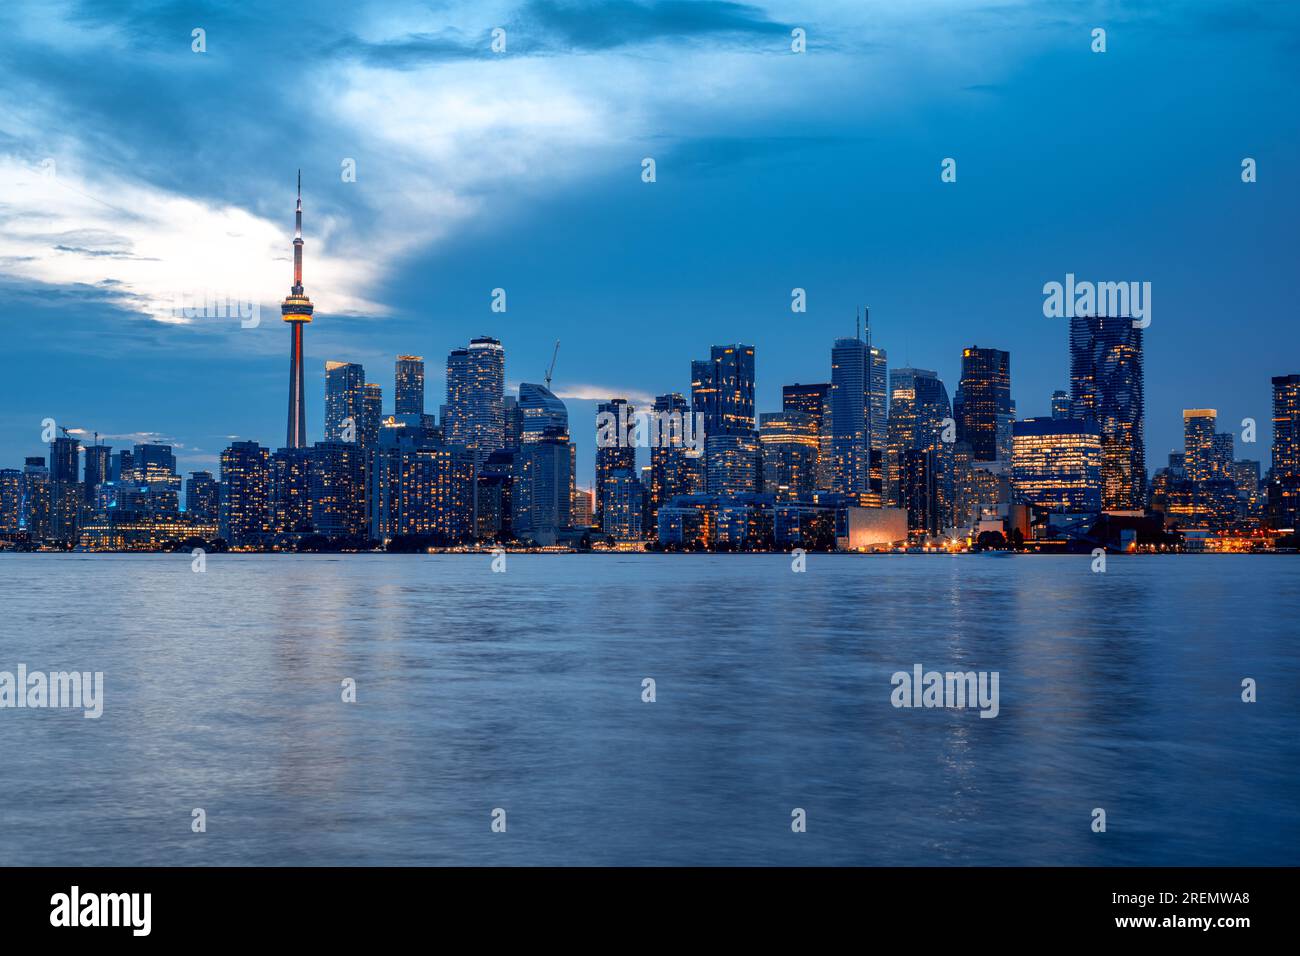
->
[3,176,1296,553]
[2,1,1298,485]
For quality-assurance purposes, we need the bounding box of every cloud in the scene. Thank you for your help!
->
[518,0,791,51]
[0,156,383,324]
[0,0,1059,341]
[552,383,657,405]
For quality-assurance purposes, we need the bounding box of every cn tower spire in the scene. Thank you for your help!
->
[292,168,304,294]
[282,170,315,449]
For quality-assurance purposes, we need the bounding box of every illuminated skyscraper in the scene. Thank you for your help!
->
[596,398,635,528]
[831,336,870,494]
[692,344,755,436]
[394,355,425,417]
[691,359,719,432]
[869,345,888,458]
[324,362,366,443]
[83,443,111,503]
[1211,432,1234,478]
[445,336,505,465]
[954,346,1012,463]
[185,471,220,524]
[602,469,644,541]
[1011,418,1103,513]
[759,411,818,499]
[369,425,475,543]
[1051,390,1071,420]
[1271,374,1300,478]
[310,441,368,539]
[900,448,942,535]
[649,392,694,524]
[1183,409,1217,485]
[132,443,180,512]
[513,426,572,546]
[219,441,270,547]
[518,382,569,442]
[886,367,952,511]
[783,382,832,490]
[362,383,383,448]
[281,171,314,449]
[705,432,760,496]
[269,448,313,534]
[1268,373,1300,529]
[0,469,20,533]
[49,434,81,543]
[20,457,50,540]
[1070,315,1145,510]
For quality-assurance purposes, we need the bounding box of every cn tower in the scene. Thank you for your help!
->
[281,170,314,448]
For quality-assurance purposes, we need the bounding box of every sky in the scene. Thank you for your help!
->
[1,0,1297,488]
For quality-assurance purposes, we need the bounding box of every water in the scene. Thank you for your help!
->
[0,553,1295,866]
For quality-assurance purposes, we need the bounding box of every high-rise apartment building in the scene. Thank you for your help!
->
[324,362,367,443]
[219,441,270,547]
[445,336,505,466]
[394,355,425,417]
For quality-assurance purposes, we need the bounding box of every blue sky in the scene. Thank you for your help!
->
[1,0,1297,487]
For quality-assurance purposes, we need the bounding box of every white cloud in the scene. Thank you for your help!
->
[0,155,383,323]
[552,383,657,405]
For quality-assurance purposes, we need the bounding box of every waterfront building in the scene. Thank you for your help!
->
[512,426,572,546]
[602,469,644,541]
[1069,315,1145,509]
[219,441,270,547]
[310,441,369,539]
[185,471,220,524]
[269,448,313,535]
[1010,417,1103,513]
[595,398,635,528]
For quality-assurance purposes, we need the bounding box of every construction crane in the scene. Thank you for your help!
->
[544,340,560,390]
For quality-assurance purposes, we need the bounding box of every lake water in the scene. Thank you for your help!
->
[0,553,1296,866]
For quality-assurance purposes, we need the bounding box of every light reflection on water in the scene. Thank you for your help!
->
[0,553,1295,866]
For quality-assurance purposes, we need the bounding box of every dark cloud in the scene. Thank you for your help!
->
[518,0,791,50]
[329,0,794,68]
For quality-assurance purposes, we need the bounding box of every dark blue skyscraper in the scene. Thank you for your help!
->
[693,344,755,437]
[953,346,1012,464]
[185,471,221,524]
[1069,315,1145,510]
[83,443,111,503]
[831,337,870,496]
